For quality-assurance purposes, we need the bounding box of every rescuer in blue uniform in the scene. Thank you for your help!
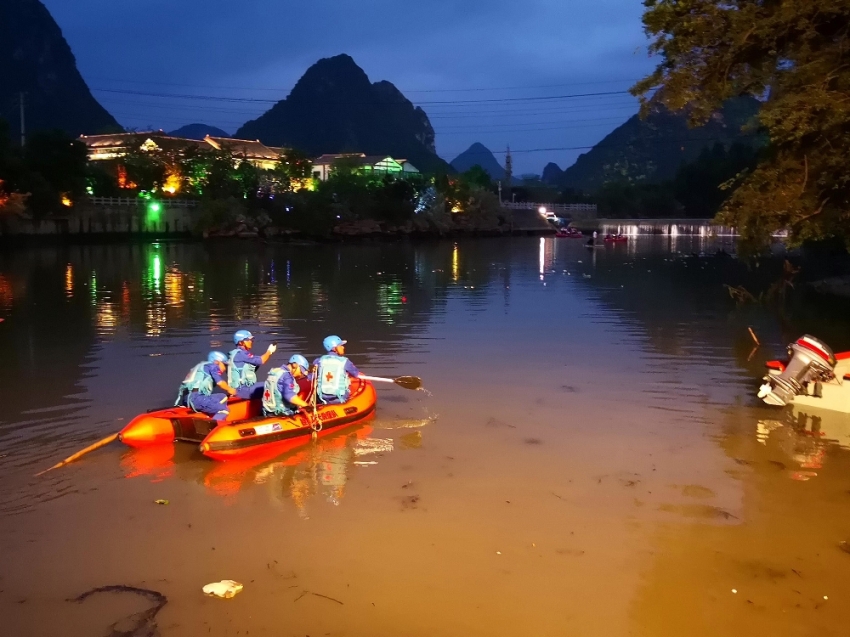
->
[312,335,360,404]
[228,329,276,400]
[175,351,238,421]
[263,355,311,416]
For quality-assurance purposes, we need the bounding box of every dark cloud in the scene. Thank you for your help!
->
[44,0,654,173]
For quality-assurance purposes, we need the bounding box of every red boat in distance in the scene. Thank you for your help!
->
[603,234,628,244]
[555,228,583,238]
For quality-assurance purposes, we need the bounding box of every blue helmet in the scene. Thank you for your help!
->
[323,335,347,352]
[233,329,254,345]
[288,354,309,372]
[207,351,227,363]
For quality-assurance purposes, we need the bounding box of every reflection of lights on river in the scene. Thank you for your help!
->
[377,280,403,324]
[122,282,131,319]
[65,264,73,298]
[257,284,281,326]
[539,238,554,280]
[452,243,459,282]
[90,271,98,306]
[165,268,183,307]
[0,273,13,310]
[152,255,162,293]
[96,300,117,334]
[145,304,167,337]
[539,237,545,278]
[310,281,327,313]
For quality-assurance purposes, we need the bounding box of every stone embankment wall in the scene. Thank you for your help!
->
[0,200,196,236]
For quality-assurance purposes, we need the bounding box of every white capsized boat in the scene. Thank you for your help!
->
[758,335,850,413]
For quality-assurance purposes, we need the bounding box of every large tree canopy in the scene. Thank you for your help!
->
[632,0,850,249]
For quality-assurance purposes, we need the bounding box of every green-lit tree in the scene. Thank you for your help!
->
[632,0,850,249]
[462,165,493,190]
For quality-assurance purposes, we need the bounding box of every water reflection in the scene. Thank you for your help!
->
[64,264,73,298]
[756,408,850,481]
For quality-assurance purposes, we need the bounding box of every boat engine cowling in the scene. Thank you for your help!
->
[758,335,836,406]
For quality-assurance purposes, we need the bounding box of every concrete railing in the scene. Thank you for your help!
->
[502,202,597,213]
[86,196,198,208]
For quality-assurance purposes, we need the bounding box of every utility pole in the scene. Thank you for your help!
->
[19,92,26,147]
[504,145,512,189]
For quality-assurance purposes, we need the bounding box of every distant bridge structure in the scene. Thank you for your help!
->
[598,218,736,236]
[502,202,597,217]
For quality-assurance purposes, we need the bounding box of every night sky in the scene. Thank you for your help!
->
[43,0,655,174]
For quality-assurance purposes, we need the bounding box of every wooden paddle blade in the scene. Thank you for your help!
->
[393,376,422,391]
[35,433,119,476]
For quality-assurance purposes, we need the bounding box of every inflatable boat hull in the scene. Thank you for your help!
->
[119,379,377,461]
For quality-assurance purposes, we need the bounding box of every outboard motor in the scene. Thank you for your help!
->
[758,335,836,406]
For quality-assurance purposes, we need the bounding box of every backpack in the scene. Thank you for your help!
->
[227,348,258,388]
[175,362,213,406]
[262,367,296,416]
[317,354,350,403]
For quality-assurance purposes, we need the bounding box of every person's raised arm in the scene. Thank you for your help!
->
[260,343,277,365]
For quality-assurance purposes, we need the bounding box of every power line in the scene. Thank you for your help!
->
[91,87,632,106]
[96,95,638,119]
[86,75,642,94]
[436,117,630,133]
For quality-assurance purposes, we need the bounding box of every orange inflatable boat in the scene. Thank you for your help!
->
[119,378,377,461]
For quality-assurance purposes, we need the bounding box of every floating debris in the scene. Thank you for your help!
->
[154,499,169,505]
[203,580,243,598]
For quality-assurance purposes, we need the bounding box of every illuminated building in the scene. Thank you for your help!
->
[310,153,419,181]
[203,136,281,171]
[80,132,287,172]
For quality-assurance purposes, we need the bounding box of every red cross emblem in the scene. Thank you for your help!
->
[325,371,334,382]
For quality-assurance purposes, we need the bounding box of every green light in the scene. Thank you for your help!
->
[146,201,162,227]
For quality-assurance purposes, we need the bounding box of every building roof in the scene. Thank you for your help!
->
[361,155,397,165]
[80,132,207,154]
[204,136,280,160]
[312,153,366,165]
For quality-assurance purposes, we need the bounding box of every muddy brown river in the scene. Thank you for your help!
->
[1,237,849,636]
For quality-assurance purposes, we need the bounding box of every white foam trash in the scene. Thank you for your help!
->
[203,580,244,598]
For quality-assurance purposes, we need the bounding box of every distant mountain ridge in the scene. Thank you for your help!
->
[450,143,520,184]
[557,97,762,192]
[0,0,119,137]
[541,162,565,186]
[237,55,449,173]
[168,124,230,140]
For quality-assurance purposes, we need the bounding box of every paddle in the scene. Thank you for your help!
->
[359,375,423,391]
[35,432,119,476]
